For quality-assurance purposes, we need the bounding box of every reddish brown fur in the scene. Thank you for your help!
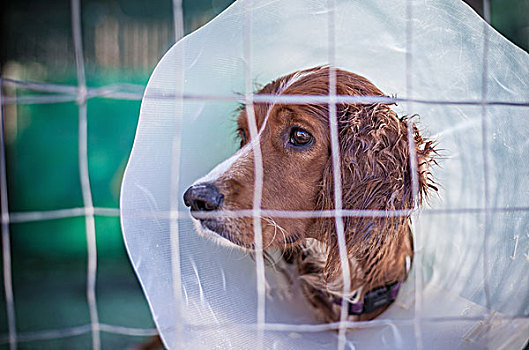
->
[196,66,437,322]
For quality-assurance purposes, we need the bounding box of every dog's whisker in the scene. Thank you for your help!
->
[266,217,290,247]
[263,217,279,250]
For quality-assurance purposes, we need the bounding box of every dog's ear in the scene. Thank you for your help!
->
[314,102,437,288]
[411,121,438,199]
[320,103,437,212]
[321,103,423,210]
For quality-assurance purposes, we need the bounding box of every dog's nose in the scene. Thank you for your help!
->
[183,183,224,212]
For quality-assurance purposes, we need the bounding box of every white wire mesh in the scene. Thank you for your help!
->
[0,0,172,348]
[120,0,529,349]
[242,1,267,347]
[71,0,101,346]
[326,1,352,347]
[2,0,529,349]
[480,0,493,316]
[1,80,17,350]
[166,0,186,345]
[404,2,423,348]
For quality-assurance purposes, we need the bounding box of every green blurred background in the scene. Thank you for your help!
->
[0,0,235,349]
[0,0,528,349]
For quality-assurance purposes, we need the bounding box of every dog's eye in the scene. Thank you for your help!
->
[289,127,313,146]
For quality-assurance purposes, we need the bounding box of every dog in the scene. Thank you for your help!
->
[184,66,437,323]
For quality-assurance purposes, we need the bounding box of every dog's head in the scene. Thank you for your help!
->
[184,66,436,258]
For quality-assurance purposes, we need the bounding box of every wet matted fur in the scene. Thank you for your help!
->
[184,66,437,323]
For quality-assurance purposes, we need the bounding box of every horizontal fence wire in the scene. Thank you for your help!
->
[0,314,527,345]
[6,207,120,223]
[131,314,529,333]
[2,206,529,226]
[2,79,529,107]
[0,324,158,345]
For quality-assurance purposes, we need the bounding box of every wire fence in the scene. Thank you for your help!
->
[0,0,178,348]
[1,0,529,349]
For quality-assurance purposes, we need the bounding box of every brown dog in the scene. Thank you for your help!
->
[184,66,437,322]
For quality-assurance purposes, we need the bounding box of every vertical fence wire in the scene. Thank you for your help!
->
[326,1,351,349]
[243,1,266,348]
[172,0,184,43]
[70,0,100,349]
[0,82,17,350]
[168,0,185,347]
[481,0,492,321]
[405,1,423,349]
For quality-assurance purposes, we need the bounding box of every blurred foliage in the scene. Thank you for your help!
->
[464,0,529,52]
[1,0,234,255]
[490,0,529,52]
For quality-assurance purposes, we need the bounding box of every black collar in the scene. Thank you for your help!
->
[333,281,402,315]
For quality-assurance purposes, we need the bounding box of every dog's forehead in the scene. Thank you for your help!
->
[236,68,360,132]
[237,105,294,131]
[236,102,273,131]
[235,70,322,130]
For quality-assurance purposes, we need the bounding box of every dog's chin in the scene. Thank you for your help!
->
[191,218,248,250]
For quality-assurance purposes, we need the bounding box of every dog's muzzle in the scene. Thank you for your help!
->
[183,183,224,218]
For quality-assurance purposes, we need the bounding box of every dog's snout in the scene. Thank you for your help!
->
[183,183,224,212]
